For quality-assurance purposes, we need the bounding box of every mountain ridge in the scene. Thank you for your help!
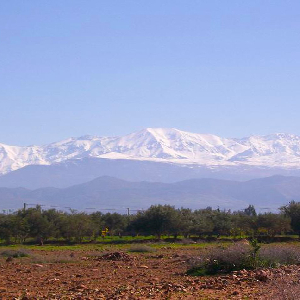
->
[1,128,300,175]
[1,175,299,212]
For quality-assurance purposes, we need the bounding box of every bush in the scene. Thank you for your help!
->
[128,244,156,253]
[187,242,300,276]
[187,242,253,275]
[258,245,300,267]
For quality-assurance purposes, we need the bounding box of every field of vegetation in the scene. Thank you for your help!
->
[1,202,300,299]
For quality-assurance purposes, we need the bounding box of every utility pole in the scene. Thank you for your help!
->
[127,208,130,216]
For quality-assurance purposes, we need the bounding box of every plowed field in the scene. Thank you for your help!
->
[0,246,299,299]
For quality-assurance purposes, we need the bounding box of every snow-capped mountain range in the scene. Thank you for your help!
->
[1,128,300,175]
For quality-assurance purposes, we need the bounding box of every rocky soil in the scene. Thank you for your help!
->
[0,247,299,299]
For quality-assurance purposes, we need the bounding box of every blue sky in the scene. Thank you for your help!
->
[1,1,300,145]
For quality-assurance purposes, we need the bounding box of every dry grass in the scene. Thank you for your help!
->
[188,242,253,275]
[1,249,31,258]
[29,252,78,264]
[128,244,156,253]
[259,244,300,266]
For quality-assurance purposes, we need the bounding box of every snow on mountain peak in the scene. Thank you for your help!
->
[1,128,300,175]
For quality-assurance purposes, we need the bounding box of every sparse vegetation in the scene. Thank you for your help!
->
[1,248,30,258]
[187,241,300,276]
[30,252,77,264]
[187,241,254,275]
[258,244,300,266]
[128,244,156,253]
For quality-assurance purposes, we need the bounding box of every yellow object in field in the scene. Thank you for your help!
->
[101,227,109,237]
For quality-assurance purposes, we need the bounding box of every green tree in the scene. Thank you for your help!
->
[0,214,13,244]
[190,208,214,237]
[244,205,257,217]
[131,205,178,239]
[231,212,257,237]
[173,208,193,238]
[257,213,291,237]
[102,213,128,236]
[59,212,97,242]
[212,210,232,236]
[10,212,30,243]
[280,201,300,237]
[23,206,52,242]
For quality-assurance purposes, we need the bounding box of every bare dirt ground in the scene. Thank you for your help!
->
[0,246,299,299]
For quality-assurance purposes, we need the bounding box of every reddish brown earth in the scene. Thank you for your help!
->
[0,247,299,299]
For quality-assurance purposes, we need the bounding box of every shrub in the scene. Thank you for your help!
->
[187,242,300,276]
[1,249,31,258]
[258,245,300,267]
[187,242,253,275]
[128,244,156,253]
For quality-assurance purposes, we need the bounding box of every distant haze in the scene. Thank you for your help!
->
[1,175,299,212]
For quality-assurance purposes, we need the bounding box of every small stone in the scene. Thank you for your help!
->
[77,284,88,290]
[255,270,269,282]
[139,265,149,269]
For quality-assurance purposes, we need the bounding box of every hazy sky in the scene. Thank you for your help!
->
[1,1,300,145]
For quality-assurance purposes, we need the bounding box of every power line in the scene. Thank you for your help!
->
[1,203,147,215]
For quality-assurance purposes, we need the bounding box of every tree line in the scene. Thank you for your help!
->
[0,201,300,244]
